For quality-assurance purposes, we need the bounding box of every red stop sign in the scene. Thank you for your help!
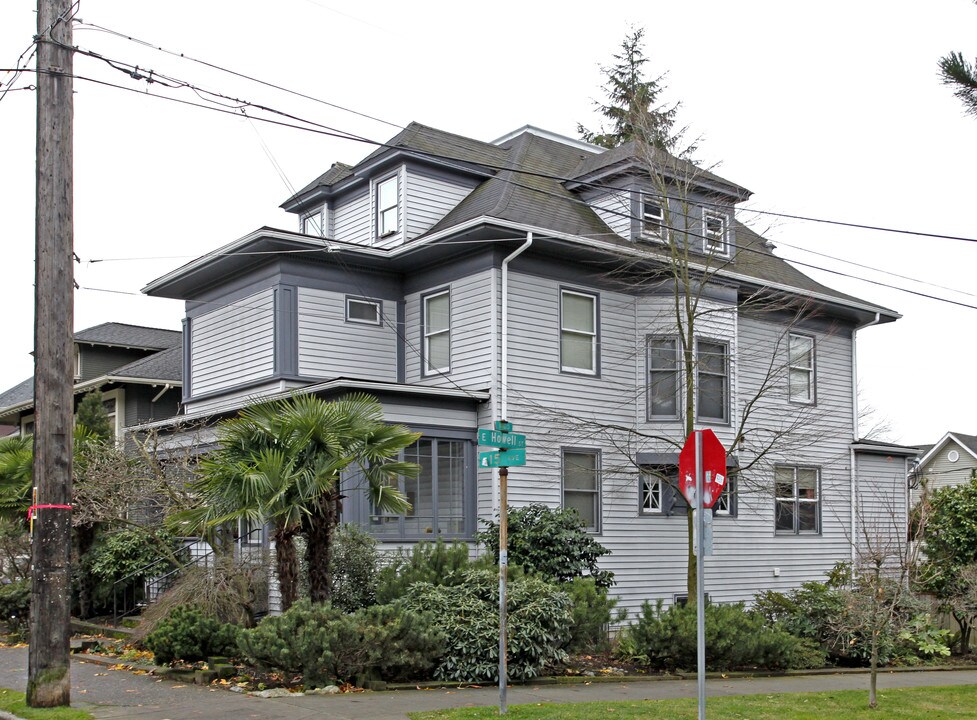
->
[678,429,727,509]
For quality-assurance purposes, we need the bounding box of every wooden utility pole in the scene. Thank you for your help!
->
[29,0,74,707]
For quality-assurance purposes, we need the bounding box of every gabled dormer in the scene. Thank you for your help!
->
[281,123,499,248]
[564,141,752,259]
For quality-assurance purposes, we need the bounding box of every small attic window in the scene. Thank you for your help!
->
[641,196,666,240]
[301,208,324,237]
[376,175,399,238]
[948,450,960,463]
[703,211,729,256]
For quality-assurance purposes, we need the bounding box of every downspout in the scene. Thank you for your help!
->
[150,383,173,423]
[850,312,881,565]
[500,232,533,423]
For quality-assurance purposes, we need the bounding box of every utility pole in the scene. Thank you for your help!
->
[29,0,74,707]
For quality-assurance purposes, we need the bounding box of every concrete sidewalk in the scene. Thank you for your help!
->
[0,647,975,720]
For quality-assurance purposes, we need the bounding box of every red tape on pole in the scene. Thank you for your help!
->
[27,504,72,522]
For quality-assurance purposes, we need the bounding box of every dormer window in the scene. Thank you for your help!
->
[642,196,666,240]
[376,175,399,238]
[301,208,324,237]
[703,211,728,255]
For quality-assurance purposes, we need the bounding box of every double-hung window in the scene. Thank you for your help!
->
[775,466,820,534]
[560,289,598,374]
[696,339,729,423]
[648,336,680,419]
[563,449,600,531]
[423,290,450,375]
[788,333,815,404]
[376,175,399,238]
[642,196,666,239]
[703,211,728,255]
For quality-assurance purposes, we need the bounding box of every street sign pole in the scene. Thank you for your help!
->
[498,466,508,715]
[695,431,706,720]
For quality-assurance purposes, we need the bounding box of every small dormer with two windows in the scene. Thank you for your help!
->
[281,123,499,249]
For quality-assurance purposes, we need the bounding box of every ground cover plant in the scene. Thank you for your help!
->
[0,688,92,720]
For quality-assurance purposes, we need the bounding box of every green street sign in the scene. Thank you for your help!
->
[479,448,526,468]
[495,420,513,433]
[478,429,526,449]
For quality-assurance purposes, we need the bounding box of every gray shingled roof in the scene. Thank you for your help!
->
[0,377,33,412]
[950,432,977,456]
[109,342,182,383]
[74,323,181,350]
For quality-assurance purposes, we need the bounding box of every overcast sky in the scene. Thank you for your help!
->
[2,0,976,445]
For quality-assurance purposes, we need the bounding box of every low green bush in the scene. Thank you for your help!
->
[402,568,572,682]
[143,604,240,665]
[238,599,441,688]
[621,599,810,671]
[0,579,30,638]
[479,504,613,589]
[375,539,491,604]
[565,577,625,653]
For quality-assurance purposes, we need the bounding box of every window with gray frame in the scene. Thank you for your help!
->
[640,472,664,514]
[369,437,469,540]
[775,466,820,533]
[301,208,324,237]
[696,339,729,423]
[560,289,597,374]
[423,290,450,374]
[788,333,815,404]
[563,449,600,531]
[376,175,399,237]
[648,336,680,419]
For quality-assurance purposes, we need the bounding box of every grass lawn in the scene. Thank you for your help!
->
[410,685,977,720]
[0,688,93,720]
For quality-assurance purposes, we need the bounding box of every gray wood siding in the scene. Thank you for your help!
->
[189,289,275,397]
[78,347,149,381]
[333,192,372,245]
[405,168,476,240]
[917,439,977,499]
[404,270,494,389]
[296,287,397,382]
[855,452,910,567]
[184,379,305,415]
[584,187,632,239]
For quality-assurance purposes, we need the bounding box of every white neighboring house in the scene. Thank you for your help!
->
[135,121,915,616]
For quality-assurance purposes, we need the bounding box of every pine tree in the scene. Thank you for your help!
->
[940,50,977,118]
[75,390,113,441]
[578,27,683,152]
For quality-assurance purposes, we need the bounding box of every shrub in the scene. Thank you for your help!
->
[238,599,441,687]
[375,539,491,604]
[133,556,266,642]
[478,504,613,589]
[565,577,625,653]
[622,599,808,671]
[402,568,572,682]
[143,604,240,665]
[330,524,379,612]
[85,527,181,610]
[0,579,31,638]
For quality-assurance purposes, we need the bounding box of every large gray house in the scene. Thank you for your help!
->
[141,122,912,614]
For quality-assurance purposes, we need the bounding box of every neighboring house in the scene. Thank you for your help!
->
[140,121,907,615]
[912,432,977,503]
[0,322,183,438]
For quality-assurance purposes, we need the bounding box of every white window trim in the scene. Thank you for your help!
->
[640,472,664,515]
[695,337,729,424]
[101,388,126,441]
[73,344,81,380]
[562,448,601,533]
[423,289,450,375]
[20,413,34,436]
[375,173,400,240]
[647,335,681,420]
[560,288,598,375]
[301,206,326,237]
[788,333,816,405]
[714,476,733,516]
[641,195,667,241]
[702,210,729,256]
[345,296,382,326]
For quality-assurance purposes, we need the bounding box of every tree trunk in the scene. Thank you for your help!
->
[273,524,298,612]
[304,493,337,604]
[74,524,96,619]
[686,511,697,604]
[869,629,878,709]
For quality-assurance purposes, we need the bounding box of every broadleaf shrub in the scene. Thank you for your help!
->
[0,579,31,638]
[330,524,379,612]
[238,599,441,687]
[478,504,613,588]
[402,568,572,682]
[620,599,811,671]
[143,604,240,665]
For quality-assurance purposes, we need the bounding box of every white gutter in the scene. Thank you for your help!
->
[0,376,182,418]
[850,311,882,566]
[500,232,533,422]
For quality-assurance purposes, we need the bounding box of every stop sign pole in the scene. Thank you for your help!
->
[694,431,706,720]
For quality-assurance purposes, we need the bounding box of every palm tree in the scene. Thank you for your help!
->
[0,435,34,524]
[178,393,419,609]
